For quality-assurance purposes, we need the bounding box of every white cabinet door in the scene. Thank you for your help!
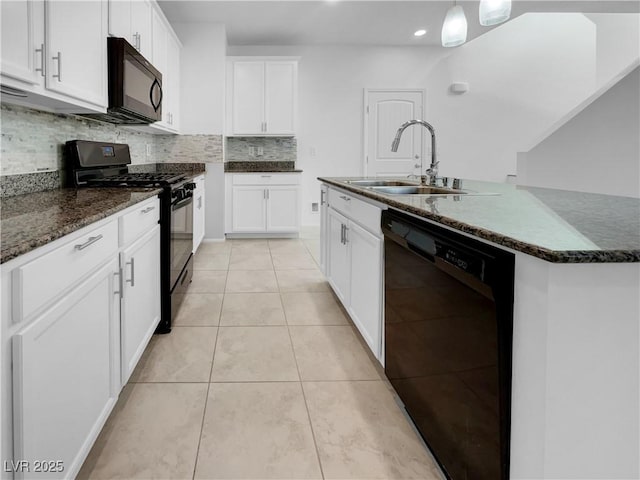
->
[120,225,161,384]
[165,32,180,131]
[45,0,107,108]
[193,177,205,252]
[108,0,131,39]
[319,184,328,274]
[265,61,296,135]
[1,0,43,85]
[327,208,350,305]
[12,258,120,480]
[131,0,152,59]
[266,186,299,232]
[232,186,267,232]
[232,61,265,134]
[348,222,383,359]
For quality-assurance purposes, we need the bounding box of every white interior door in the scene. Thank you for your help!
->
[365,89,424,177]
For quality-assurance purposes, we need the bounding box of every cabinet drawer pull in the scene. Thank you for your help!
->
[141,206,155,214]
[261,175,272,178]
[114,269,123,298]
[35,44,45,77]
[74,234,103,251]
[126,258,135,287]
[52,51,61,81]
[339,195,351,202]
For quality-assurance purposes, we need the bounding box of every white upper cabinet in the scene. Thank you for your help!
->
[109,0,152,59]
[0,0,43,86]
[44,0,107,107]
[228,59,298,136]
[131,0,152,58]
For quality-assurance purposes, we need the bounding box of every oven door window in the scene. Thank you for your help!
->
[170,195,193,289]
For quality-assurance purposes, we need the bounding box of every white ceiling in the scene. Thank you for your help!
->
[158,0,640,46]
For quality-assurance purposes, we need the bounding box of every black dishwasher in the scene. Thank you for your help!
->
[382,209,514,480]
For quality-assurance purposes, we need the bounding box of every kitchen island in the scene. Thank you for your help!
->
[319,177,640,480]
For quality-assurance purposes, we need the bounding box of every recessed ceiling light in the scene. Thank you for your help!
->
[414,29,427,37]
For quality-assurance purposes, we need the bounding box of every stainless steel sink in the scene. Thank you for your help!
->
[344,180,416,187]
[370,185,467,195]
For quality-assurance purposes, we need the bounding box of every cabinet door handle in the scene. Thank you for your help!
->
[126,258,135,287]
[141,206,155,214]
[35,44,45,77]
[263,189,267,200]
[74,234,103,251]
[198,197,202,209]
[344,226,349,243]
[261,175,271,178]
[340,224,345,244]
[266,189,269,200]
[321,190,326,205]
[339,195,351,202]
[52,51,62,81]
[114,269,123,298]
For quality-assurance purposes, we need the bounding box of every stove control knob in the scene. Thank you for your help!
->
[184,182,196,191]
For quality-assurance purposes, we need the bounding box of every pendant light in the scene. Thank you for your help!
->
[479,0,511,26]
[441,3,467,48]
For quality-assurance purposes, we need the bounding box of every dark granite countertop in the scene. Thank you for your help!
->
[225,161,302,173]
[319,177,640,263]
[1,188,162,264]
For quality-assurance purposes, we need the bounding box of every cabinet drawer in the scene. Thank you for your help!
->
[328,188,382,236]
[120,197,160,246]
[13,220,119,323]
[232,173,301,186]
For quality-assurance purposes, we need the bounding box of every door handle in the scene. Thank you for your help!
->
[150,78,163,112]
[35,44,45,77]
[344,226,349,244]
[74,234,103,251]
[414,163,421,169]
[320,190,325,205]
[141,206,155,214]
[114,268,123,298]
[52,51,62,81]
[340,224,345,244]
[126,258,135,287]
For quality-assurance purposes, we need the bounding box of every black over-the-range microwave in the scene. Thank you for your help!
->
[82,37,162,125]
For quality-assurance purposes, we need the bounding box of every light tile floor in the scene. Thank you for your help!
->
[78,237,444,480]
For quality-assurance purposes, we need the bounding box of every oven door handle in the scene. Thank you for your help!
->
[172,196,193,210]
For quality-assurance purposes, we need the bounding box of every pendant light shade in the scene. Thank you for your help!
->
[441,5,467,48]
[479,0,511,26]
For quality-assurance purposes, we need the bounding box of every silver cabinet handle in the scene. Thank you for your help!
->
[114,269,123,298]
[320,190,326,205]
[141,206,155,214]
[74,234,103,251]
[261,175,271,178]
[198,196,202,209]
[344,226,349,243]
[263,189,267,200]
[339,195,351,202]
[35,44,45,77]
[52,51,61,80]
[126,258,135,287]
[266,189,269,200]
[340,224,345,244]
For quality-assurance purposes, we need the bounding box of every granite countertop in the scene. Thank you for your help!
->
[225,161,302,173]
[319,177,640,263]
[1,188,162,264]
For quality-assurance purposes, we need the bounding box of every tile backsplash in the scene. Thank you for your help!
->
[0,104,223,176]
[225,136,296,163]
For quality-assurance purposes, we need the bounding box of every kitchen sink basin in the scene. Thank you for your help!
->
[370,185,467,195]
[344,180,416,187]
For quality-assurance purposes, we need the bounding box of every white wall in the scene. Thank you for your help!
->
[588,13,640,85]
[517,67,640,198]
[424,13,598,183]
[228,45,447,226]
[173,22,227,239]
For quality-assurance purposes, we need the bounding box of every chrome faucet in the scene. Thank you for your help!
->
[391,120,439,186]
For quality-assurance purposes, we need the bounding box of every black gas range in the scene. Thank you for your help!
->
[66,139,194,333]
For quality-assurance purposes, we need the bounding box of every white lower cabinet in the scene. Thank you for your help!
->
[120,225,161,384]
[324,186,384,362]
[2,196,161,480]
[12,258,120,480]
[327,207,350,304]
[193,175,205,253]
[225,173,301,236]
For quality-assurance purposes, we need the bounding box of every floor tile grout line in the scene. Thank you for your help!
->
[280,291,327,480]
[190,265,225,480]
